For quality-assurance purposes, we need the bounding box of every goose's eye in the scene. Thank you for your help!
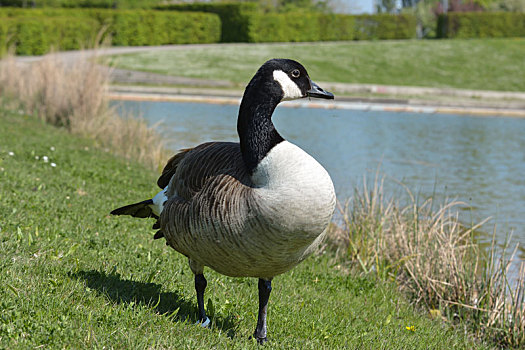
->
[291,69,300,78]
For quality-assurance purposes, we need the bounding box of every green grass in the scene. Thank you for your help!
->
[0,108,489,349]
[106,39,525,92]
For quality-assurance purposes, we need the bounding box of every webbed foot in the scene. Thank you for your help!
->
[195,316,211,328]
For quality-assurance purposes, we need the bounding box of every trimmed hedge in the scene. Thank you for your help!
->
[158,3,257,43]
[0,19,10,56]
[159,3,416,42]
[249,12,322,43]
[0,8,221,56]
[319,14,356,41]
[0,0,161,8]
[353,14,417,40]
[437,12,525,38]
[0,17,98,55]
[111,10,221,46]
[249,13,356,42]
[0,5,418,55]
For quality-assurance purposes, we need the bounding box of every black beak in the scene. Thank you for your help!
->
[307,80,334,99]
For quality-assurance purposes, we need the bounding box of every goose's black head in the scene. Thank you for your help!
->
[238,59,334,174]
[245,58,334,102]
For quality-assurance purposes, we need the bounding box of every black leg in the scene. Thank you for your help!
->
[254,278,272,344]
[195,273,209,326]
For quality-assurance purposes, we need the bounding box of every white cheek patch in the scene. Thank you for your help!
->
[273,70,303,101]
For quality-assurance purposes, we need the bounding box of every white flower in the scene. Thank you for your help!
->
[42,156,49,163]
[50,147,55,151]
[35,156,40,160]
[50,163,56,167]
[8,151,14,156]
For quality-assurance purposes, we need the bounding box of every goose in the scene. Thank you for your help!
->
[110,58,336,344]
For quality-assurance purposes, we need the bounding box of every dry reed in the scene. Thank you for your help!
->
[327,173,524,348]
[0,53,167,169]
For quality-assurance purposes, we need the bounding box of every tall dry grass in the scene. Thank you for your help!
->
[0,53,167,169]
[328,174,524,348]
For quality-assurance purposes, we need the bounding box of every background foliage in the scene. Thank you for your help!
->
[353,14,417,39]
[0,16,97,55]
[0,0,161,8]
[437,11,525,38]
[158,3,417,42]
[0,8,221,55]
[110,10,221,46]
[248,12,356,42]
[157,3,257,43]
[1,1,524,54]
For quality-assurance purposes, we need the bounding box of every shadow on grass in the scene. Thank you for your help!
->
[71,270,237,336]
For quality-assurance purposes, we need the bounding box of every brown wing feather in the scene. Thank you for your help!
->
[160,142,258,273]
[157,142,235,189]
[157,147,195,189]
[166,142,251,200]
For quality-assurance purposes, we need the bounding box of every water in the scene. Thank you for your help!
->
[113,100,525,260]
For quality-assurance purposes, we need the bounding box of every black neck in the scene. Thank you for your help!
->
[237,84,284,174]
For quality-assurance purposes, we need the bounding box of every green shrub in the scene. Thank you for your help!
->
[112,11,151,46]
[0,19,13,56]
[249,13,414,42]
[157,3,257,42]
[1,6,416,50]
[0,7,115,26]
[0,8,221,55]
[50,17,98,50]
[62,0,162,8]
[353,14,417,40]
[0,8,117,44]
[437,12,525,38]
[0,7,49,17]
[0,0,161,8]
[159,4,414,42]
[249,12,320,42]
[319,14,356,41]
[248,12,356,42]
[111,10,220,46]
[0,17,98,55]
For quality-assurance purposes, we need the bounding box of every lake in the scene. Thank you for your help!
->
[112,100,525,261]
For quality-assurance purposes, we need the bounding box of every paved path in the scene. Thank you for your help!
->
[13,44,231,63]
[13,45,525,116]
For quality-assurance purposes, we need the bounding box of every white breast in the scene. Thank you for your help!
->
[252,141,336,237]
[164,141,336,278]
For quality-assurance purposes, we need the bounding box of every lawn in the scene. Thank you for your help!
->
[0,108,489,349]
[107,38,525,92]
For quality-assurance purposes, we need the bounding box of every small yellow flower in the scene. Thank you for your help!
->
[405,325,415,332]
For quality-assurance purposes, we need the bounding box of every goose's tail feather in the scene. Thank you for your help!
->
[110,199,158,219]
[111,200,164,239]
